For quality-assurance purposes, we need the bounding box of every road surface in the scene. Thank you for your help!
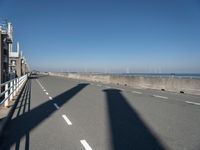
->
[0,74,200,150]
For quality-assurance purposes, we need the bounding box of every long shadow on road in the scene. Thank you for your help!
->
[0,78,88,149]
[103,89,166,150]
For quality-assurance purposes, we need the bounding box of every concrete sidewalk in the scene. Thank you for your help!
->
[0,81,27,141]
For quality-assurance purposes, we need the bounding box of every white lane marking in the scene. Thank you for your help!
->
[36,79,46,90]
[43,89,46,92]
[185,101,200,106]
[80,140,93,150]
[45,92,49,95]
[153,95,168,99]
[37,80,43,87]
[62,114,72,125]
[120,88,125,91]
[132,91,142,94]
[49,96,53,100]
[54,103,59,109]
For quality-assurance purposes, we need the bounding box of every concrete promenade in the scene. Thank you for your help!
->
[0,74,200,150]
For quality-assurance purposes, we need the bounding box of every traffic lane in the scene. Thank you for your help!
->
[36,76,95,149]
[122,90,200,150]
[1,78,82,150]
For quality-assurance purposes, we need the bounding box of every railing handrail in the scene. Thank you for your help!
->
[0,73,29,107]
[0,77,18,87]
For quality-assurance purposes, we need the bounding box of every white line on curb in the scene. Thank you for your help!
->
[153,95,168,99]
[132,91,142,94]
[62,114,72,125]
[185,101,200,106]
[80,140,93,150]
[54,103,59,109]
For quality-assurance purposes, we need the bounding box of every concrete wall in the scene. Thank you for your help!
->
[49,72,200,95]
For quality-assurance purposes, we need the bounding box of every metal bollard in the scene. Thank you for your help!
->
[4,83,9,107]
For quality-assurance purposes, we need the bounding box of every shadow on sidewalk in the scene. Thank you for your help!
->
[0,78,88,149]
[103,89,166,150]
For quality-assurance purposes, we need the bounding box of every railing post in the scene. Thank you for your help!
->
[10,80,13,100]
[17,78,19,93]
[4,83,9,107]
[13,79,16,97]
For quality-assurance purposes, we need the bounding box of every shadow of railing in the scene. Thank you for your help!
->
[103,89,166,150]
[0,78,88,149]
[14,79,31,150]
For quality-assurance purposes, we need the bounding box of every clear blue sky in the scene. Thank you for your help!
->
[1,0,200,73]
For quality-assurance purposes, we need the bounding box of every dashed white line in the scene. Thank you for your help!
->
[80,140,93,150]
[185,101,200,106]
[132,91,142,94]
[54,103,59,109]
[62,114,72,125]
[43,89,46,92]
[153,95,168,99]
[45,92,49,95]
[49,96,53,100]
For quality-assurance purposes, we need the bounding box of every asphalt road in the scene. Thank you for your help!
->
[0,74,200,150]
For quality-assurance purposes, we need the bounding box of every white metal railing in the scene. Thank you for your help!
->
[0,74,29,107]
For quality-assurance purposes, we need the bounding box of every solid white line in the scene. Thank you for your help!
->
[62,114,72,125]
[153,95,168,99]
[45,92,49,95]
[54,103,59,109]
[185,101,200,106]
[132,91,142,94]
[80,140,92,150]
[49,96,53,100]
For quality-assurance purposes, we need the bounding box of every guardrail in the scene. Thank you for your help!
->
[0,74,29,107]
